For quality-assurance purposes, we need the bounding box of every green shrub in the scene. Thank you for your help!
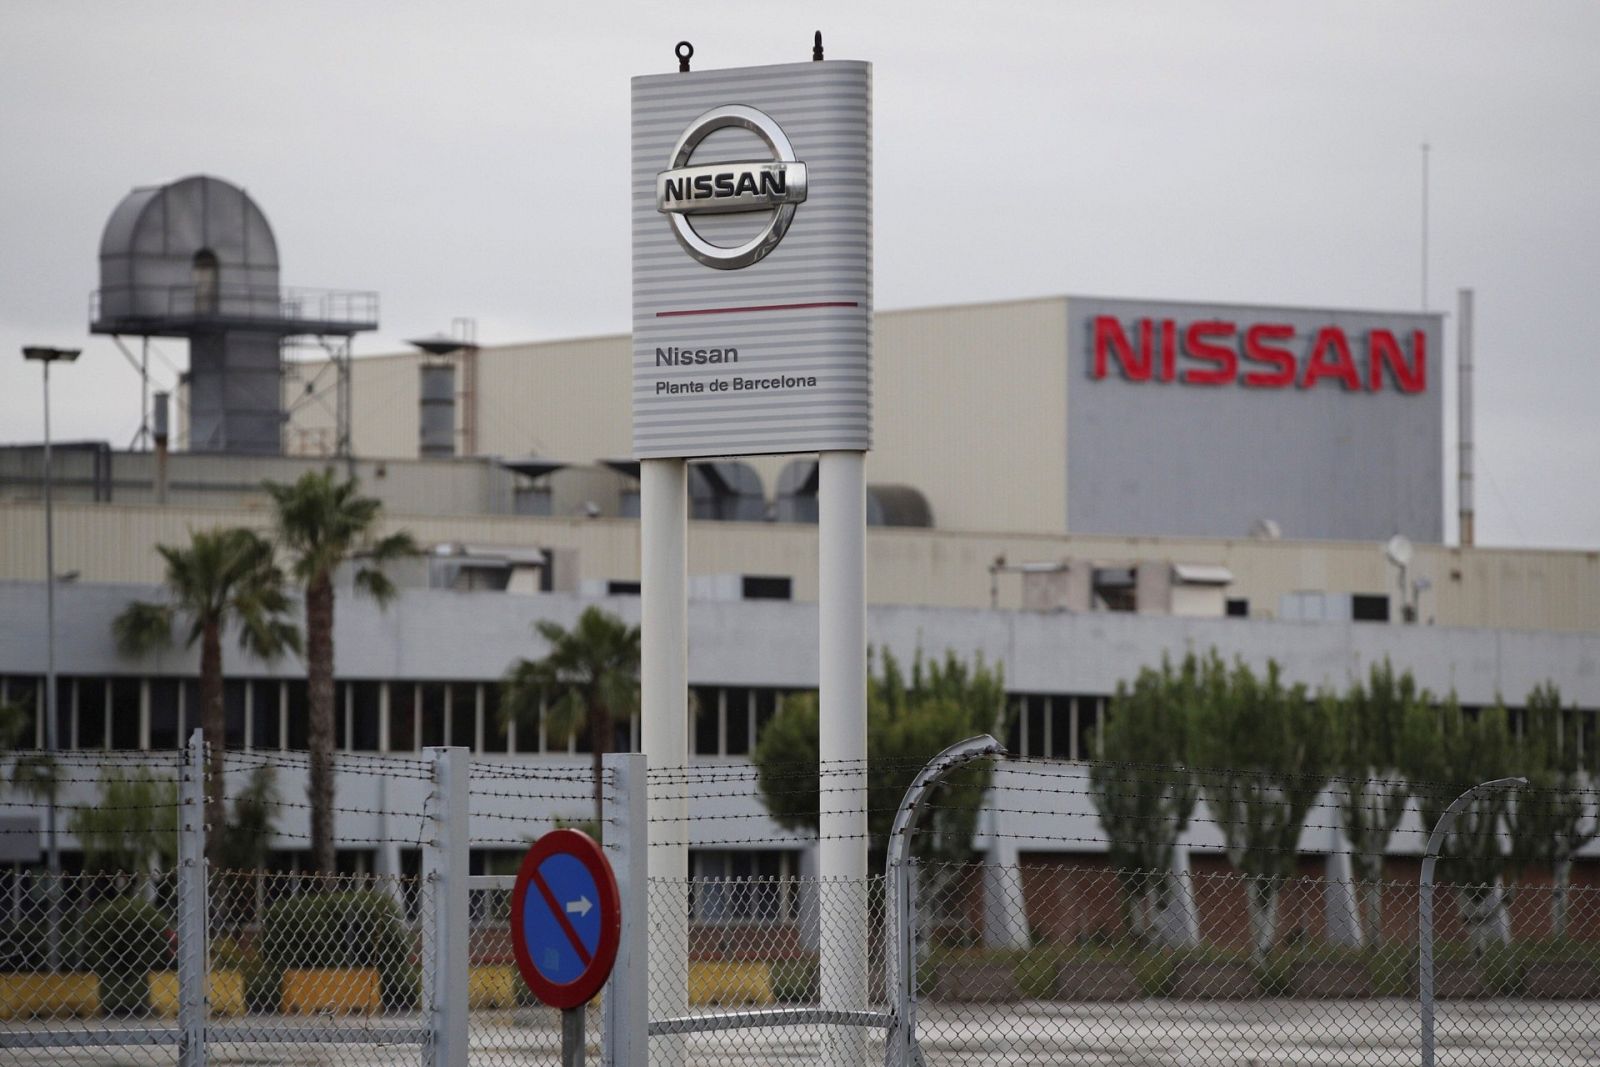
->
[261,891,415,1009]
[1013,948,1059,1000]
[213,936,279,1013]
[82,897,171,1016]
[1132,952,1176,997]
[1255,957,1294,996]
[768,957,819,1002]
[0,919,82,972]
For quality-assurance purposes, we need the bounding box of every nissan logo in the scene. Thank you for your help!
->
[655,104,808,270]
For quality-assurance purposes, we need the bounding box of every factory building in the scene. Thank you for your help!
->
[1,175,1597,935]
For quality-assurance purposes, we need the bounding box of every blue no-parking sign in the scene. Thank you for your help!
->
[509,829,621,1009]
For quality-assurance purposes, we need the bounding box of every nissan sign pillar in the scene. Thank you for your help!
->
[633,48,872,1067]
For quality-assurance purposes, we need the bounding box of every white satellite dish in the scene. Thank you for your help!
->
[1384,534,1414,568]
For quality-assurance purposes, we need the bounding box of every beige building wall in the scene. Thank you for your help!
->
[869,299,1067,533]
[284,298,1073,535]
[5,501,1597,633]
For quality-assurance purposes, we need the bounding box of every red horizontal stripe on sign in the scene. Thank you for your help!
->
[656,301,859,318]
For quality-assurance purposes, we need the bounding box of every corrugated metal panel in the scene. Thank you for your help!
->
[631,61,872,457]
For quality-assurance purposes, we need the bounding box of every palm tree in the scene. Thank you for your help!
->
[502,607,640,830]
[112,527,300,863]
[264,470,417,874]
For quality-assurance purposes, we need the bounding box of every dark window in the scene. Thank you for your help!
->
[285,681,308,750]
[571,706,592,753]
[77,678,107,750]
[482,686,509,753]
[224,681,247,749]
[754,689,781,747]
[1004,697,1023,753]
[181,680,199,745]
[1049,699,1073,760]
[508,687,542,754]
[613,715,632,754]
[420,683,447,749]
[350,682,381,752]
[110,679,141,750]
[333,683,347,750]
[606,581,641,596]
[251,680,282,750]
[693,687,721,755]
[1026,696,1048,758]
[742,575,792,600]
[1226,598,1249,618]
[54,678,70,752]
[3,677,40,749]
[726,690,751,755]
[1093,568,1137,613]
[1077,698,1102,761]
[450,685,477,750]
[389,684,416,751]
[149,679,180,749]
[1352,594,1390,622]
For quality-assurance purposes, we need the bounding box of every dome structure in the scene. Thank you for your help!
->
[94,175,281,329]
[90,174,376,456]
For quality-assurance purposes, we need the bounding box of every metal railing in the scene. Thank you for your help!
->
[89,286,378,329]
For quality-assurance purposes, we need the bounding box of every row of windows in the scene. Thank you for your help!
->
[1005,694,1106,762]
[1001,694,1600,760]
[14,675,1581,763]
[0,676,794,757]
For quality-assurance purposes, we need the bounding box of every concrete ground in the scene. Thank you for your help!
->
[4,999,1599,1067]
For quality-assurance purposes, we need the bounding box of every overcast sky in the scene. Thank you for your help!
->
[1,1,1595,549]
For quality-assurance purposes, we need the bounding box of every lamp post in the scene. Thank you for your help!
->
[23,345,79,967]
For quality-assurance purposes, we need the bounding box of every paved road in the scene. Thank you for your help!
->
[5,1000,1599,1067]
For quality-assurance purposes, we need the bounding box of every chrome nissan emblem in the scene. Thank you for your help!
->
[655,104,808,270]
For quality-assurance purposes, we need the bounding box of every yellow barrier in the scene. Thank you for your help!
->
[468,966,519,1009]
[688,961,774,1006]
[281,968,381,1016]
[0,973,100,1019]
[148,970,245,1018]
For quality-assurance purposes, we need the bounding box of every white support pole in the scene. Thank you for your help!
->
[423,746,469,1067]
[1458,287,1475,547]
[641,458,688,1067]
[177,729,208,1067]
[602,752,648,1067]
[819,450,867,1067]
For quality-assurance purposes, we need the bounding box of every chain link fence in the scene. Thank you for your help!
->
[908,860,1600,1066]
[8,741,1600,1067]
[0,870,180,1043]
[206,869,429,1051]
[465,875,604,1065]
[645,874,888,1066]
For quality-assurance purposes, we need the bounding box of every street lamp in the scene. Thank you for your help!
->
[22,345,78,964]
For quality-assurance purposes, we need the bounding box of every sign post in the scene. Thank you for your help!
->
[632,46,873,1067]
[510,830,621,1067]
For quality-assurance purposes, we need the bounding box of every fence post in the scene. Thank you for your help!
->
[602,752,647,1067]
[1419,776,1524,1067]
[423,747,470,1067]
[884,735,1003,1067]
[177,728,209,1067]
